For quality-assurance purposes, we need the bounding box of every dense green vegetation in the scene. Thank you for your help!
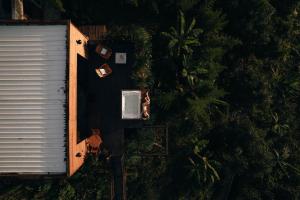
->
[1,0,300,199]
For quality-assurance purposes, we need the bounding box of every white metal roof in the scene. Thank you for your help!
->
[0,25,67,174]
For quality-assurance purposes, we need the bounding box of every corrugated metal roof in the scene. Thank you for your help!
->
[0,25,67,174]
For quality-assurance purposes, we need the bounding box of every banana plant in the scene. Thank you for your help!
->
[271,112,289,135]
[274,149,300,178]
[188,153,220,184]
[162,10,202,57]
[187,138,220,186]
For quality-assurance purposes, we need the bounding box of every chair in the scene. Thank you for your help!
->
[95,63,112,78]
[95,43,112,59]
[86,128,103,156]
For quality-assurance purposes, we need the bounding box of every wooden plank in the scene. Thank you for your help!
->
[78,25,107,40]
[68,22,89,176]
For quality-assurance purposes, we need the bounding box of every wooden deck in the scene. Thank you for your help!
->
[68,22,89,176]
[69,28,143,175]
[86,40,141,156]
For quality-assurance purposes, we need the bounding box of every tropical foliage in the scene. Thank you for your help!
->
[1,0,300,199]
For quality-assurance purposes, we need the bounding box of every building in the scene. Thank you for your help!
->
[0,21,90,176]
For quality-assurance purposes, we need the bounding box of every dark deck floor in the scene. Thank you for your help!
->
[77,40,142,156]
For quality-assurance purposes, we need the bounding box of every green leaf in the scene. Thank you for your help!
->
[179,10,186,35]
[187,18,196,34]
[182,68,188,77]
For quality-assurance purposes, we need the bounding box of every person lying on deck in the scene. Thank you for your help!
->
[142,92,150,120]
